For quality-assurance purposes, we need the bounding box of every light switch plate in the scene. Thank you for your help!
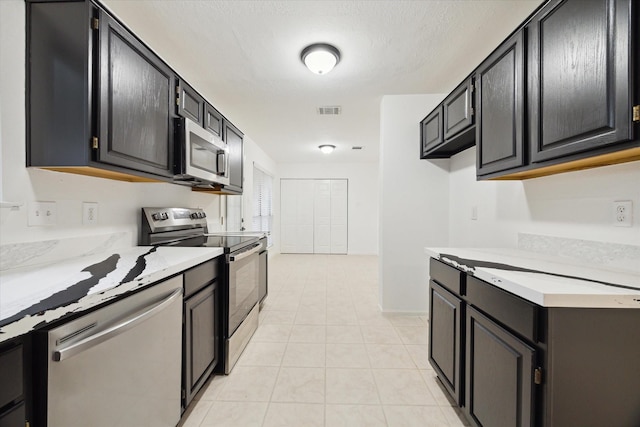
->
[28,201,57,226]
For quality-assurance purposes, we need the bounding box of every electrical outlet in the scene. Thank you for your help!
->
[83,202,99,225]
[28,201,57,226]
[613,200,632,227]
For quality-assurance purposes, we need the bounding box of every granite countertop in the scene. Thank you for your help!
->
[0,246,224,342]
[425,247,640,308]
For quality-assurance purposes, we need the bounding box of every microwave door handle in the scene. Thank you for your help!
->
[217,150,227,176]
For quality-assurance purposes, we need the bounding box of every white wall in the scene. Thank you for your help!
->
[379,94,449,313]
[278,162,379,255]
[449,147,640,247]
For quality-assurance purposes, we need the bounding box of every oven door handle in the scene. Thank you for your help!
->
[229,242,263,262]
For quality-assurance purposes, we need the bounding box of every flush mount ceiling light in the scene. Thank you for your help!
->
[301,43,341,75]
[319,144,336,154]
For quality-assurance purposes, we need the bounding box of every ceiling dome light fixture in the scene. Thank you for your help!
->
[319,144,336,154]
[301,43,341,75]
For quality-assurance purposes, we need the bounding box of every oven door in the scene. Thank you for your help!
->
[184,117,230,186]
[227,242,262,335]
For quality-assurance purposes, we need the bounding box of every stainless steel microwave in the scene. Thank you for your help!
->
[174,117,229,187]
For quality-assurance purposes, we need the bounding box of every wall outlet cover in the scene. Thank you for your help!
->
[612,200,632,227]
[83,202,99,225]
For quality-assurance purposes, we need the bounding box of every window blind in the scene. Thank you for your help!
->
[252,164,273,247]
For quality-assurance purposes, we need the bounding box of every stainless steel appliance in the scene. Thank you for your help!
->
[174,117,229,187]
[38,276,183,427]
[141,207,264,374]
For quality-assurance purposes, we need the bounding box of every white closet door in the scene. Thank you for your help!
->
[330,179,348,254]
[313,180,331,254]
[280,179,298,253]
[296,180,315,253]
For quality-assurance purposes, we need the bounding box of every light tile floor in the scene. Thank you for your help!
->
[179,254,469,427]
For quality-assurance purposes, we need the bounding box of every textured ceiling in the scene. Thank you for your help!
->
[102,0,542,164]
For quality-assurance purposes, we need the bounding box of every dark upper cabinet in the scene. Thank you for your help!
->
[476,30,526,176]
[443,78,474,140]
[223,120,244,194]
[420,106,444,158]
[465,306,536,427]
[205,103,224,139]
[527,0,634,163]
[429,280,463,406]
[420,78,476,159]
[97,10,175,177]
[27,1,175,181]
[177,80,206,126]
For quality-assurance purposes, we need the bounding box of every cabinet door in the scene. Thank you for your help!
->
[97,11,175,177]
[223,120,244,194]
[466,307,536,427]
[420,106,444,158]
[204,103,223,138]
[185,284,217,406]
[177,80,205,126]
[429,280,463,405]
[444,78,474,140]
[528,0,633,163]
[476,30,525,176]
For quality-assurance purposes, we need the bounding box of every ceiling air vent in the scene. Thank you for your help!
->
[317,106,341,115]
[352,146,364,150]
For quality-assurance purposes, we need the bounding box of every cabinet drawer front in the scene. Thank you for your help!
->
[430,258,464,295]
[466,276,538,343]
[184,258,220,298]
[0,344,23,408]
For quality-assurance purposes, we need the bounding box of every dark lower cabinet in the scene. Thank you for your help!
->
[183,259,220,409]
[0,342,24,427]
[429,280,463,405]
[466,307,536,427]
[429,256,640,426]
[475,30,525,176]
[527,0,634,163]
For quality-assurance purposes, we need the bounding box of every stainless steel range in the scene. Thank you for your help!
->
[140,207,265,374]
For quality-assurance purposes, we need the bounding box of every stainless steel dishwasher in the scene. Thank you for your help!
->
[43,276,183,427]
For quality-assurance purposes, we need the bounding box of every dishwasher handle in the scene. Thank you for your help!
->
[53,288,183,362]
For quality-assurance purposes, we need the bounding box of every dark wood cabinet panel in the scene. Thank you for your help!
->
[476,30,525,176]
[420,106,444,158]
[223,120,244,194]
[97,11,175,177]
[429,281,463,405]
[205,103,223,138]
[444,78,474,140]
[184,284,218,407]
[527,0,634,163]
[466,307,536,427]
[0,402,25,427]
[28,1,176,181]
[177,80,205,126]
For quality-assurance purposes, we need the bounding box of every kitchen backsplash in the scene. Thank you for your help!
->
[0,231,131,271]
[518,233,640,274]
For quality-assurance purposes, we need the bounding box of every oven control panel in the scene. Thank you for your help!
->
[141,207,208,233]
